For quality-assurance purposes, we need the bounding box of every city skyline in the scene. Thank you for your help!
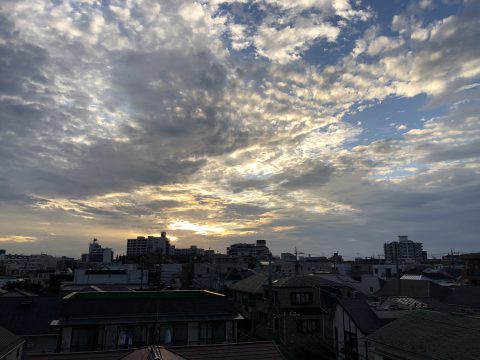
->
[0,0,479,258]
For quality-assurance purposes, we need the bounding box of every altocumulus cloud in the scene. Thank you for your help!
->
[0,0,479,257]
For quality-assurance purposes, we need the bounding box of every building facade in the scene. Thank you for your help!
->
[73,266,148,286]
[384,236,423,263]
[52,290,242,352]
[83,239,113,264]
[461,253,480,285]
[227,240,271,262]
[126,232,171,259]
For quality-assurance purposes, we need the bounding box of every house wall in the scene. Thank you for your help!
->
[58,320,237,352]
[23,335,57,353]
[371,343,427,360]
[273,287,332,345]
[333,303,372,360]
[73,268,147,285]
[273,287,324,309]
[276,313,329,346]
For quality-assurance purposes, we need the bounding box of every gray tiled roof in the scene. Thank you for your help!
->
[443,286,480,309]
[0,326,24,358]
[24,342,285,360]
[376,279,451,299]
[169,341,285,359]
[368,310,480,360]
[337,298,392,334]
[57,290,238,323]
[271,275,344,288]
[229,272,268,294]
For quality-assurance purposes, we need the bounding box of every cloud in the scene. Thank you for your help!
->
[221,0,369,63]
[0,0,478,257]
[253,18,340,63]
[0,235,37,243]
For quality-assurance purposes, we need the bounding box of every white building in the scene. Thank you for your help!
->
[84,239,113,264]
[73,265,147,286]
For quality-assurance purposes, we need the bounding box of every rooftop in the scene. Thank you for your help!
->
[24,341,285,360]
[337,298,393,334]
[63,290,224,300]
[368,310,480,360]
[443,286,480,310]
[270,275,344,288]
[0,296,61,335]
[169,341,285,360]
[56,290,239,326]
[229,272,268,294]
[0,326,25,358]
[376,279,451,300]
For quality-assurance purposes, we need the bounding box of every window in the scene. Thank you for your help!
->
[200,322,226,344]
[291,292,313,305]
[335,327,339,354]
[297,320,319,333]
[173,323,188,345]
[343,331,358,360]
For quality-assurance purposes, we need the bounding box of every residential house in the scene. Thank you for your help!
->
[333,298,392,360]
[72,266,148,287]
[51,290,242,352]
[442,285,480,315]
[0,326,25,360]
[367,310,480,360]
[376,279,451,300]
[29,269,55,289]
[24,341,285,360]
[334,295,457,360]
[0,296,61,353]
[266,275,351,346]
[230,272,270,338]
[461,253,480,285]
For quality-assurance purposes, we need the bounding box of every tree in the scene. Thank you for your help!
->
[293,335,336,360]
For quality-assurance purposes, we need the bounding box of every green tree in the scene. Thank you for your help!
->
[293,336,336,360]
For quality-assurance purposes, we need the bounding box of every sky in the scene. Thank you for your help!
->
[0,0,479,259]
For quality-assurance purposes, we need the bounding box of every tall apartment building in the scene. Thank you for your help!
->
[227,240,271,261]
[126,231,170,259]
[384,235,423,263]
[83,239,113,263]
